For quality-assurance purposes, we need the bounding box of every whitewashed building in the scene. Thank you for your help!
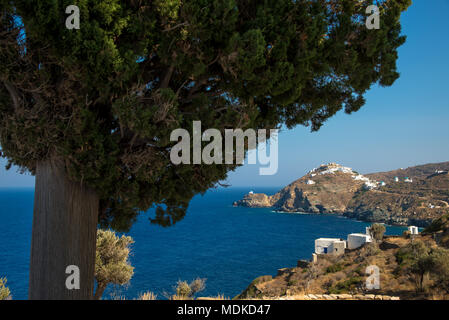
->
[306,179,316,185]
[347,233,372,250]
[408,226,419,235]
[315,238,346,256]
[363,181,378,190]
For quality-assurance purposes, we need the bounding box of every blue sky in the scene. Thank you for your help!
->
[1,0,448,188]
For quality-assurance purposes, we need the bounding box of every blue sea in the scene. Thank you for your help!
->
[0,187,407,300]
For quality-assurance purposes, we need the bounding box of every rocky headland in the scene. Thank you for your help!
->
[234,162,449,227]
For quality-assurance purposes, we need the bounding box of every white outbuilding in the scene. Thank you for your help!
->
[315,238,346,256]
[408,226,419,235]
[347,233,372,250]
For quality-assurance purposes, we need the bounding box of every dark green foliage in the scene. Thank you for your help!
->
[396,240,435,292]
[396,241,449,293]
[428,247,449,293]
[0,0,411,231]
[396,240,430,266]
[328,276,363,294]
[353,265,365,277]
[424,213,449,234]
[424,213,449,248]
[326,263,344,274]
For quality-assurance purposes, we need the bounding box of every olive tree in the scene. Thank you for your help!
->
[94,230,134,300]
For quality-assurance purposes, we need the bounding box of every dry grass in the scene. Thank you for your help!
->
[138,291,157,300]
[169,294,193,300]
[209,294,229,300]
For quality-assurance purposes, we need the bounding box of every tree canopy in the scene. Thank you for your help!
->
[0,0,411,231]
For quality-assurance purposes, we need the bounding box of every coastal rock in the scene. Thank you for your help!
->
[234,162,449,227]
[233,192,275,208]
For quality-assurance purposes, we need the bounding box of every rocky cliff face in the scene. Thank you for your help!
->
[234,163,374,213]
[233,162,449,226]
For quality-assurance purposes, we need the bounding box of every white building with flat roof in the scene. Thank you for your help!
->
[347,233,372,250]
[315,238,346,255]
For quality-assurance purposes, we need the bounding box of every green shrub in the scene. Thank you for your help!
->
[424,213,449,233]
[174,278,206,299]
[328,277,363,294]
[287,279,299,286]
[428,247,449,293]
[396,240,433,292]
[326,263,344,274]
[353,266,364,277]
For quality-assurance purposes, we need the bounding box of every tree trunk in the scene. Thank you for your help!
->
[29,159,99,300]
[93,282,107,300]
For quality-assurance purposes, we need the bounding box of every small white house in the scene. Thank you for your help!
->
[408,226,419,235]
[363,181,378,190]
[306,179,316,185]
[404,177,413,183]
[394,176,399,182]
[347,233,372,250]
[315,238,346,255]
[380,181,387,187]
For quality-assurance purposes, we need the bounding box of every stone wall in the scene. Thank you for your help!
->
[275,294,400,300]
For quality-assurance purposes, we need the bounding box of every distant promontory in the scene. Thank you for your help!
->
[234,162,449,227]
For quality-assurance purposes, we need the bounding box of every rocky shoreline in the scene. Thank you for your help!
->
[234,162,449,227]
